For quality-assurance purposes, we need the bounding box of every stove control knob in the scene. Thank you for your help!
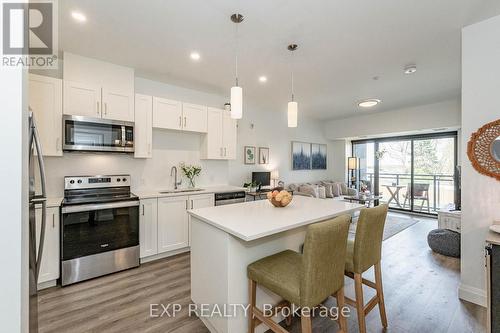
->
[69,180,75,184]
[117,178,121,182]
[77,179,82,184]
[122,178,127,182]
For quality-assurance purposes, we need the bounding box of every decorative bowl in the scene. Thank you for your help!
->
[267,189,293,208]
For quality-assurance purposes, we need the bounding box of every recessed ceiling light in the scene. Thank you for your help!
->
[358,99,381,108]
[190,52,201,61]
[404,64,417,74]
[71,11,87,23]
[258,76,267,83]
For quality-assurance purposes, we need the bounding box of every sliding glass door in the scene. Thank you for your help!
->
[352,132,457,215]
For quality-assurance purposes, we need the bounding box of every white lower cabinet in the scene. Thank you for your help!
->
[139,193,214,260]
[158,196,190,253]
[139,198,158,258]
[35,206,60,286]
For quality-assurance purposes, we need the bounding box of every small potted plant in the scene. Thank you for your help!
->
[243,181,259,193]
[180,163,202,188]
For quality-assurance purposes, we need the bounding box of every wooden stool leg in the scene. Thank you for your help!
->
[374,262,388,328]
[354,273,367,333]
[248,279,256,333]
[336,287,348,333]
[300,312,312,333]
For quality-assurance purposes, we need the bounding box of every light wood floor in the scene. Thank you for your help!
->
[38,214,486,333]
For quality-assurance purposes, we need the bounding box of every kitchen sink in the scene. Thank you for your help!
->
[159,188,205,194]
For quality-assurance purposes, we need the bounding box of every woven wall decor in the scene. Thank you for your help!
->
[467,119,500,181]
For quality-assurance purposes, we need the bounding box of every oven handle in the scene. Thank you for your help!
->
[62,200,140,214]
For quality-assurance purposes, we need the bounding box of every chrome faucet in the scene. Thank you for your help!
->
[170,166,182,190]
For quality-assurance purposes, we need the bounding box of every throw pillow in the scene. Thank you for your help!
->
[317,186,326,199]
[298,184,318,198]
[324,184,333,198]
[288,183,298,192]
[330,183,341,197]
[339,183,349,195]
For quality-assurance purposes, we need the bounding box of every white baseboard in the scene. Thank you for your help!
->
[140,247,190,264]
[458,283,487,307]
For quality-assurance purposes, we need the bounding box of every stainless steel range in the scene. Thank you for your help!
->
[60,175,140,286]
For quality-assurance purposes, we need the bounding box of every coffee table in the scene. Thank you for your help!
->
[343,194,382,207]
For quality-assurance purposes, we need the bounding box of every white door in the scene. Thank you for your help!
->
[36,207,60,285]
[203,108,223,159]
[139,198,158,258]
[157,196,189,253]
[222,111,237,159]
[29,74,63,156]
[188,194,215,245]
[152,97,182,130]
[182,103,208,133]
[63,80,102,118]
[102,87,134,122]
[134,94,153,158]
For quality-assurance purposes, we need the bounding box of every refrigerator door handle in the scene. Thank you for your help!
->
[30,113,47,279]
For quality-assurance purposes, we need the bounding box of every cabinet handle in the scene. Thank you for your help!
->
[191,200,194,209]
[142,204,145,215]
[184,116,187,128]
[224,147,227,157]
[148,143,151,154]
[97,101,100,116]
[52,213,55,228]
[185,200,188,210]
[56,138,60,151]
[104,102,107,116]
[220,147,223,157]
[179,116,182,128]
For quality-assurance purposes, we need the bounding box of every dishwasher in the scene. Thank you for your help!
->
[214,191,246,206]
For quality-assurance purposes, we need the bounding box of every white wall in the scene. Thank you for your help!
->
[323,99,461,139]
[460,15,500,307]
[0,67,29,331]
[43,77,341,197]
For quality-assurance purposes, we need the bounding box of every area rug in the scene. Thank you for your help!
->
[349,213,420,241]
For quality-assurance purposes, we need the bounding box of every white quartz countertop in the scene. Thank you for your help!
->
[187,195,364,242]
[134,185,246,199]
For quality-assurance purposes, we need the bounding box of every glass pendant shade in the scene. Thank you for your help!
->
[287,101,298,127]
[230,86,243,119]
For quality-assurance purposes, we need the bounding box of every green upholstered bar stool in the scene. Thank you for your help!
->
[247,215,351,333]
[344,204,389,333]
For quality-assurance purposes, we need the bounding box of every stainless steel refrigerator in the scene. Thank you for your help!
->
[28,112,47,333]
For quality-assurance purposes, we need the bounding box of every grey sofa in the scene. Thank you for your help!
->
[286,180,357,199]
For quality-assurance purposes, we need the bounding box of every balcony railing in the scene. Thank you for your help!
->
[360,172,455,213]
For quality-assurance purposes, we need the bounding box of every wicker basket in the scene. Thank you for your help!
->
[268,195,293,208]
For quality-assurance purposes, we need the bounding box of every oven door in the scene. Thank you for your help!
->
[61,200,139,261]
[63,115,134,153]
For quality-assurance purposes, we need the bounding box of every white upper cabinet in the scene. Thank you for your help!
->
[102,87,134,122]
[152,97,182,130]
[63,80,101,118]
[29,74,63,157]
[201,107,237,160]
[63,52,134,122]
[134,94,153,158]
[222,111,237,159]
[182,103,208,133]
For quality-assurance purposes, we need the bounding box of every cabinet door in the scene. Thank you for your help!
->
[188,194,214,246]
[139,198,158,258]
[182,103,208,133]
[222,111,237,159]
[63,80,102,118]
[152,97,182,130]
[102,87,134,122]
[157,196,189,253]
[202,107,224,159]
[134,94,153,158]
[35,207,60,285]
[29,74,63,156]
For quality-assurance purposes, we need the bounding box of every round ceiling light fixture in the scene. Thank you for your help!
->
[190,52,201,61]
[71,11,87,23]
[358,99,381,108]
[404,64,417,74]
[258,76,267,83]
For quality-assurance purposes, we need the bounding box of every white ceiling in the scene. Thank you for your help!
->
[59,0,500,120]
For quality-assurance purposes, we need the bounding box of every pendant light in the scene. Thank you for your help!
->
[230,13,244,119]
[287,44,298,128]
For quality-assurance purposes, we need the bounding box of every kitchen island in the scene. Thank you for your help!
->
[188,196,363,333]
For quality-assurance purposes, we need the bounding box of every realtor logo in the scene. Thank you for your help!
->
[2,0,58,68]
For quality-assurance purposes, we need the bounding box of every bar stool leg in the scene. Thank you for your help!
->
[354,273,367,333]
[374,262,388,328]
[300,312,312,333]
[248,279,256,333]
[336,287,348,333]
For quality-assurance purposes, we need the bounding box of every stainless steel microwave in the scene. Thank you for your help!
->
[63,115,134,153]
